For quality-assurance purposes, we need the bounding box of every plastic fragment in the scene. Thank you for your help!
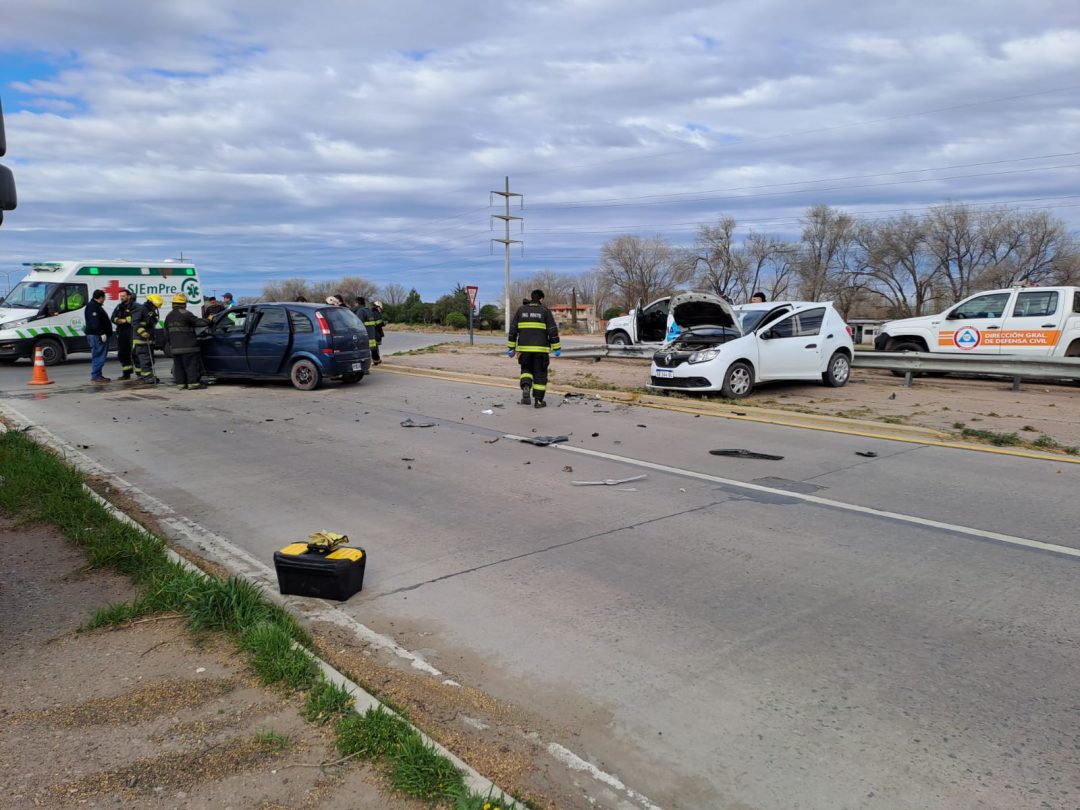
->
[855,451,878,458]
[709,449,784,460]
[400,418,436,428]
[572,474,648,486]
[518,435,570,446]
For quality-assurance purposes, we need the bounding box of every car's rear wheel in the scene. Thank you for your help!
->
[607,331,631,346]
[290,358,322,391]
[340,372,364,384]
[823,351,851,387]
[34,337,64,366]
[721,361,754,398]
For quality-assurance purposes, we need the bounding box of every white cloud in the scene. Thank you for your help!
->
[0,0,1078,296]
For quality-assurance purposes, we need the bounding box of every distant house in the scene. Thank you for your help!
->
[548,304,599,333]
[848,318,886,345]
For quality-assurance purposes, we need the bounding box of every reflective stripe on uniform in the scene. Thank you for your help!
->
[532,383,546,391]
[516,345,550,353]
[515,322,547,329]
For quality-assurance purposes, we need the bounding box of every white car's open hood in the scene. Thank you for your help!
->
[669,291,739,334]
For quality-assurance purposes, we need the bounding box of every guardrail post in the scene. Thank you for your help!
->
[903,371,914,388]
[1012,376,1022,392]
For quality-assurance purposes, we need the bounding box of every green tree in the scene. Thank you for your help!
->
[478,304,502,331]
[602,306,623,320]
[432,284,470,324]
[445,311,467,329]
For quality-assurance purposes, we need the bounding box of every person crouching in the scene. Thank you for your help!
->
[164,293,210,390]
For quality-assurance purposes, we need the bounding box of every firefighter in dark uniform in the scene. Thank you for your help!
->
[164,293,209,390]
[369,300,385,365]
[131,294,163,384]
[110,288,136,380]
[353,296,380,366]
[507,288,561,408]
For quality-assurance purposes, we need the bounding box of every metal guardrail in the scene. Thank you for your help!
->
[559,344,1080,389]
[853,351,1080,388]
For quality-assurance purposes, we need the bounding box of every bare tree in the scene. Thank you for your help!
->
[742,232,796,302]
[977,210,1076,288]
[796,205,858,302]
[692,218,748,300]
[925,203,997,301]
[573,268,610,316]
[598,235,693,307]
[260,277,313,302]
[857,214,938,317]
[378,283,408,306]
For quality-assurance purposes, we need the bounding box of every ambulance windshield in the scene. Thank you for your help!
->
[1,281,57,309]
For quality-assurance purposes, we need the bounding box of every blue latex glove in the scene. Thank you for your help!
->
[553,349,561,357]
[506,348,515,357]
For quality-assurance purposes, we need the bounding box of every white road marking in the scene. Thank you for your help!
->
[503,434,1080,560]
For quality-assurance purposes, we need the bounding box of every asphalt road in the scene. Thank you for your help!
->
[3,346,1079,810]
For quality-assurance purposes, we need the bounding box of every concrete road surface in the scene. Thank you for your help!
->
[2,353,1079,810]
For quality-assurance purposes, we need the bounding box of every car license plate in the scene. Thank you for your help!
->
[351,362,363,371]
[654,368,674,378]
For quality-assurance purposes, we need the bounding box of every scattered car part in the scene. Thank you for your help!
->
[518,435,570,446]
[709,449,784,460]
[400,418,436,428]
[572,474,648,486]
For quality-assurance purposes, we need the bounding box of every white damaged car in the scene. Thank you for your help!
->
[648,293,854,398]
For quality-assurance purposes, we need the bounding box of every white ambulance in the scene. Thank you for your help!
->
[0,260,203,365]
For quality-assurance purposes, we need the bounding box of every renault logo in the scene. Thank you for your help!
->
[665,353,673,364]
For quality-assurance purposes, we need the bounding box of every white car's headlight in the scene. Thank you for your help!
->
[688,349,719,364]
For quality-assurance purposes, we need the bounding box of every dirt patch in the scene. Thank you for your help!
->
[0,517,426,810]
[385,342,1080,452]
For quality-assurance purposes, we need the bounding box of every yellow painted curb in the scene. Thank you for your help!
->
[378,363,1080,464]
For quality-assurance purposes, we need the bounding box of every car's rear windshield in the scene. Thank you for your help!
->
[320,307,364,333]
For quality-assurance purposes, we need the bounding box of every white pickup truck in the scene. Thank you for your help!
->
[874,286,1080,358]
[604,297,673,345]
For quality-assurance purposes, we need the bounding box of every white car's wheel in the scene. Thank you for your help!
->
[607,331,631,346]
[721,361,753,398]
[823,351,851,387]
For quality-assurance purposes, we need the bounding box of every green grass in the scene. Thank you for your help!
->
[240,621,317,690]
[254,730,293,752]
[960,428,1022,446]
[1,429,526,809]
[304,677,356,725]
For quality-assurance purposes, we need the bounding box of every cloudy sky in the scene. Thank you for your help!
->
[1,0,1078,302]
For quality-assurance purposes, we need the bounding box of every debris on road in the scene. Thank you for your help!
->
[517,435,570,446]
[484,437,499,444]
[400,418,437,428]
[562,465,573,472]
[855,451,878,458]
[709,449,785,460]
[481,409,495,415]
[572,474,647,486]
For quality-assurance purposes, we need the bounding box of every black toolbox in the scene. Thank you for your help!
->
[273,542,366,601]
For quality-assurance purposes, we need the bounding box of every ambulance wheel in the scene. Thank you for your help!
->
[35,337,64,366]
[341,372,364,384]
[290,358,322,391]
[721,361,754,399]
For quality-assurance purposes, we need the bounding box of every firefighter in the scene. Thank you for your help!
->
[507,288,561,408]
[164,293,209,390]
[131,294,163,384]
[111,288,137,380]
[370,300,385,365]
[353,296,379,365]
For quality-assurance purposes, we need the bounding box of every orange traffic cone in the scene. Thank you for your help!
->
[27,346,55,386]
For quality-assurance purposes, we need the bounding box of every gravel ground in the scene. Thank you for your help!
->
[385,341,1080,454]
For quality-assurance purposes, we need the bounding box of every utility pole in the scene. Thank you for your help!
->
[490,176,522,337]
[571,286,578,329]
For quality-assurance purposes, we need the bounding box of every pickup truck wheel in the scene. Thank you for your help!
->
[823,352,851,387]
[721,361,754,399]
[607,331,631,346]
[890,340,924,377]
[34,337,64,366]
[290,358,322,391]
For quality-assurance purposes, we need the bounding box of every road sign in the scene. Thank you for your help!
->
[466,285,479,310]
